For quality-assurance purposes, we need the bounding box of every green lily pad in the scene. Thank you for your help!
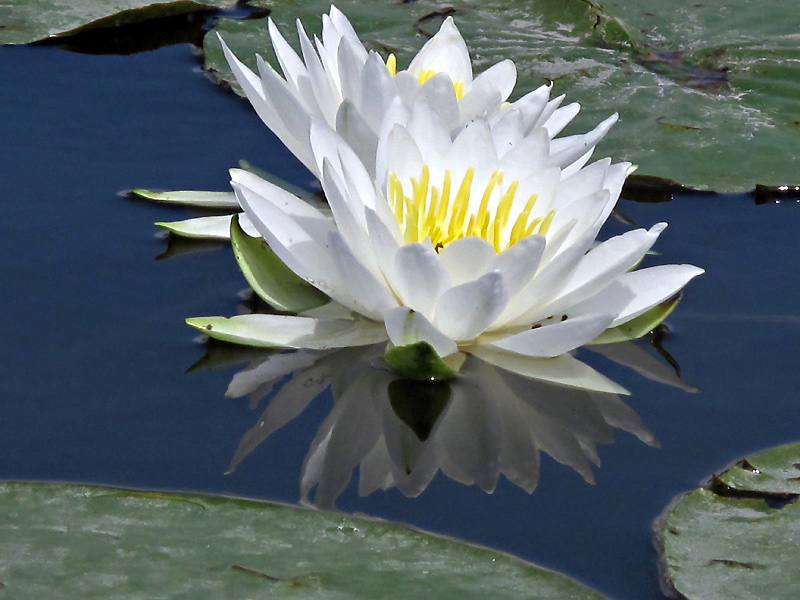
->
[0,0,234,45]
[715,441,800,497]
[230,215,329,313]
[205,0,800,192]
[655,441,800,600]
[0,481,610,599]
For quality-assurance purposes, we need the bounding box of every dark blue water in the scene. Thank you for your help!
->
[2,41,798,600]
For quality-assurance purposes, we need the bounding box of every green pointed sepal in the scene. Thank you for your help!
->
[384,341,461,382]
[230,215,328,313]
[589,294,681,345]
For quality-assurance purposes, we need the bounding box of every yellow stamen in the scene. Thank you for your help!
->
[385,54,397,76]
[417,69,436,85]
[453,81,465,100]
[508,194,539,245]
[538,210,556,236]
[387,166,552,254]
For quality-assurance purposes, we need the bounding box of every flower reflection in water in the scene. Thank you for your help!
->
[207,338,693,510]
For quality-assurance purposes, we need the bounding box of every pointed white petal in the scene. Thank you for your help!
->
[549,113,618,170]
[329,232,397,320]
[437,237,495,286]
[408,17,472,83]
[489,235,546,296]
[489,313,616,358]
[434,271,509,341]
[573,264,705,327]
[471,59,516,101]
[391,243,451,318]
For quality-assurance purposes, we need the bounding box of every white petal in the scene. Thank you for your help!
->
[547,223,667,313]
[296,21,341,123]
[408,17,472,83]
[434,271,509,341]
[573,264,705,327]
[328,5,368,63]
[457,83,503,123]
[437,237,495,286]
[187,314,388,349]
[420,73,461,129]
[391,243,451,318]
[549,113,618,170]
[544,102,580,137]
[254,55,317,173]
[329,232,398,320]
[359,52,398,130]
[489,235,546,297]
[384,306,458,357]
[406,96,452,160]
[267,18,307,92]
[471,346,629,395]
[335,101,378,175]
[488,313,616,358]
[471,59,516,102]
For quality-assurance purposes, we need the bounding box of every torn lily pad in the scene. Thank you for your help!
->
[656,441,800,600]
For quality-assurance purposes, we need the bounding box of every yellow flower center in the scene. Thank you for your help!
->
[385,54,465,101]
[388,166,555,253]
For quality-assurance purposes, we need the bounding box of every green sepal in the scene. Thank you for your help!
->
[130,189,239,208]
[589,295,681,345]
[384,342,458,382]
[230,215,328,313]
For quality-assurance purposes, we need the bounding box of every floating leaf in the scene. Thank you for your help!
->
[205,0,800,192]
[0,482,610,599]
[656,441,800,600]
[230,215,329,313]
[0,0,234,45]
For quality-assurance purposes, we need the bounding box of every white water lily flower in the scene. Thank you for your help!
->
[219,5,614,181]
[189,89,703,369]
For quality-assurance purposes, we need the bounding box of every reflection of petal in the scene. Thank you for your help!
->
[226,359,334,474]
[219,338,689,507]
[589,392,658,447]
[225,350,321,398]
[587,341,697,393]
[301,368,388,509]
[438,376,501,493]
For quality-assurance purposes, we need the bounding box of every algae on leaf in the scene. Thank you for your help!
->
[0,482,611,599]
[656,441,800,600]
